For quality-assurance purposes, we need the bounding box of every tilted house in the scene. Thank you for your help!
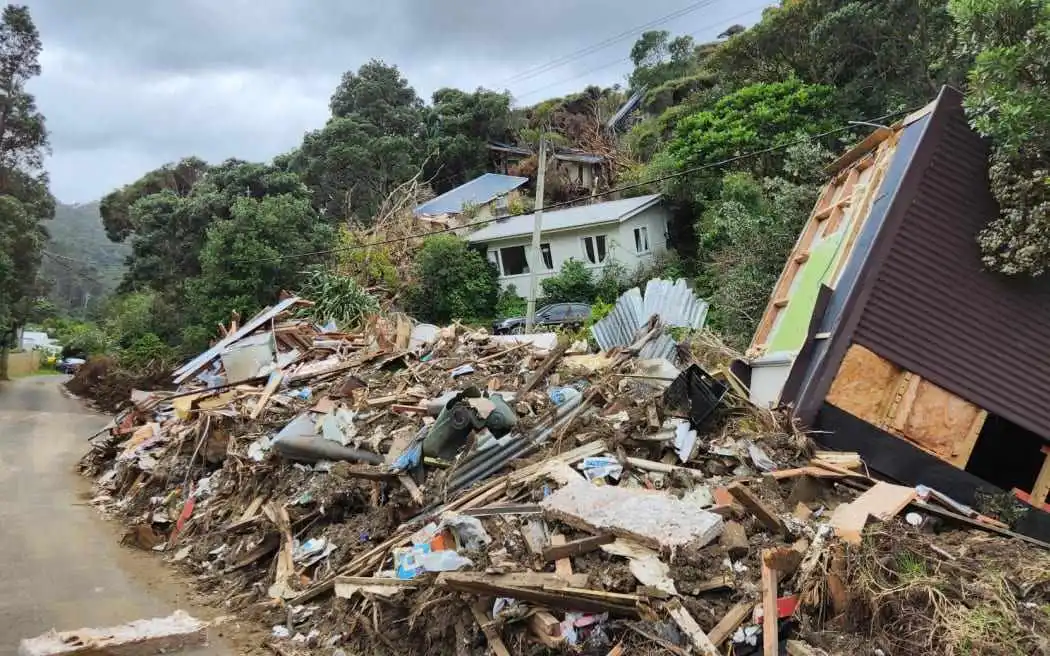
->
[413,173,527,227]
[746,87,1050,538]
[467,194,670,299]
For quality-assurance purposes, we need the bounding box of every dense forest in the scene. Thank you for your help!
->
[25,0,1050,368]
[39,202,128,316]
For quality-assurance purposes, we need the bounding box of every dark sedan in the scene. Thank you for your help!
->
[492,303,591,334]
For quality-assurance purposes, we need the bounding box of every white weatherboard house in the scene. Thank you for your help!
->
[467,194,670,298]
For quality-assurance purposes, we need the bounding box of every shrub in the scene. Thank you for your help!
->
[299,268,380,329]
[408,235,499,323]
[540,259,596,304]
[495,285,527,318]
[120,332,176,371]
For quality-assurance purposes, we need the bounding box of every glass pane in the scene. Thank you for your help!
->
[499,246,529,275]
[595,235,607,262]
[541,243,553,270]
[583,237,596,264]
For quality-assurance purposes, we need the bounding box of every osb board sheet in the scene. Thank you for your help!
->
[899,380,985,465]
[540,482,723,552]
[826,344,901,425]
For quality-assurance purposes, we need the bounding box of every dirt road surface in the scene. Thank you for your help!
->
[0,375,231,654]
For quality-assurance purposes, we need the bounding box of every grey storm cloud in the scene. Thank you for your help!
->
[20,0,768,202]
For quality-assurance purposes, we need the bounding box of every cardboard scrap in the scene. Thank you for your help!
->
[18,611,206,656]
[540,482,724,552]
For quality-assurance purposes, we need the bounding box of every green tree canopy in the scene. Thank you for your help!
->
[426,87,514,193]
[186,194,334,330]
[953,0,1050,275]
[0,4,53,376]
[408,235,498,323]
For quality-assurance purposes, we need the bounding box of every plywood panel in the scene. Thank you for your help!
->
[826,344,902,425]
[900,380,986,465]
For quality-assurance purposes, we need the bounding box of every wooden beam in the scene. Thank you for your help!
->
[541,533,615,562]
[707,602,753,647]
[665,599,719,656]
[518,343,568,396]
[1029,445,1050,508]
[250,371,284,420]
[550,534,574,580]
[761,550,778,656]
[470,602,511,656]
[727,483,786,534]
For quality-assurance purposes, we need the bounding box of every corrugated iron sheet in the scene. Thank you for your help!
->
[591,278,708,355]
[173,296,303,384]
[851,93,1050,439]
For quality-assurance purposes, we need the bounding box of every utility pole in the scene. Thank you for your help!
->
[525,137,547,333]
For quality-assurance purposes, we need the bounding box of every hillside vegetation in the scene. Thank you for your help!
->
[63,0,1050,365]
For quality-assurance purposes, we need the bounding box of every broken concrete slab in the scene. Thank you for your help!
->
[18,611,207,656]
[540,482,723,552]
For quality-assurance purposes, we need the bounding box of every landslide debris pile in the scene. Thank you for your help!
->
[79,287,1050,656]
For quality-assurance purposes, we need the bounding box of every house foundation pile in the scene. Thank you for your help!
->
[76,287,1050,656]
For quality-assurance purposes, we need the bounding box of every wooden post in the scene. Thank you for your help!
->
[761,549,778,656]
[1030,445,1050,508]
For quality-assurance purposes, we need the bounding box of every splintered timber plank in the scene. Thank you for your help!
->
[727,483,786,534]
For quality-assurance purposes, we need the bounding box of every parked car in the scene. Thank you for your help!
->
[492,303,591,334]
[56,357,86,374]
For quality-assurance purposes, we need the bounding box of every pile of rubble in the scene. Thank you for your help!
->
[77,284,1050,656]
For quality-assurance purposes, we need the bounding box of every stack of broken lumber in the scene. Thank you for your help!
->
[77,295,1050,656]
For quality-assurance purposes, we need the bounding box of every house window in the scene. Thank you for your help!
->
[634,227,650,253]
[498,245,530,276]
[582,235,607,264]
[540,243,554,270]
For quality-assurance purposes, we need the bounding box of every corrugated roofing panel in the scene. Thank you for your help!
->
[851,92,1050,440]
[173,296,302,384]
[467,194,662,243]
[591,278,709,356]
[414,173,528,217]
[607,87,647,131]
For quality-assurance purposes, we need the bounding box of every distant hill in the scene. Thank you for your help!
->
[40,201,129,316]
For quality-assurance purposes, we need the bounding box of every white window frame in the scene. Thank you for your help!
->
[540,243,554,270]
[581,235,608,265]
[634,226,650,254]
[498,245,530,276]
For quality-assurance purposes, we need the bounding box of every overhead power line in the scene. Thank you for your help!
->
[40,251,107,286]
[240,105,921,265]
[512,4,769,101]
[498,0,721,87]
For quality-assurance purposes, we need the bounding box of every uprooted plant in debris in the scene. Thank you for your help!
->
[797,527,1050,656]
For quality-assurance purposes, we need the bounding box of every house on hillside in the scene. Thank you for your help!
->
[743,86,1050,539]
[413,173,527,227]
[487,142,609,195]
[467,194,669,298]
[488,142,533,175]
[552,150,607,193]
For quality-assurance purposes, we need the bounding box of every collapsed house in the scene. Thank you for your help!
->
[746,86,1050,540]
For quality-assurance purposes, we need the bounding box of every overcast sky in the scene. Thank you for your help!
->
[23,0,769,203]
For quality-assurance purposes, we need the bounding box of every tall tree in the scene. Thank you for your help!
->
[288,60,426,222]
[0,4,52,379]
[425,87,514,193]
[185,193,334,330]
[952,0,1050,276]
